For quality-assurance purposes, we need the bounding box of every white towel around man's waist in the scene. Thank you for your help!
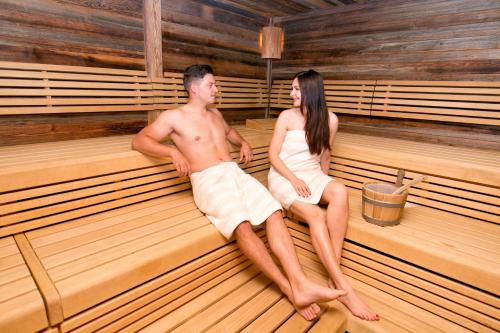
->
[190,162,282,239]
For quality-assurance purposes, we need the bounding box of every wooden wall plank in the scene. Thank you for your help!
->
[274,0,500,81]
[0,0,267,145]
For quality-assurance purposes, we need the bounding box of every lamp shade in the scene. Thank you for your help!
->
[259,26,284,59]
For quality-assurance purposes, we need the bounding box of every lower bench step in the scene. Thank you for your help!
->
[138,265,347,333]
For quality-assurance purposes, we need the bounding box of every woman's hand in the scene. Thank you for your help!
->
[291,177,311,198]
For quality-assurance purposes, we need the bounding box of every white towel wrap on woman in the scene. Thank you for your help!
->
[268,130,333,209]
[190,161,282,239]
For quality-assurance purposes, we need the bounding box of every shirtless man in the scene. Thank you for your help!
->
[132,64,345,321]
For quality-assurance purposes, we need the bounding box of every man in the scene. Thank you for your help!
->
[132,65,345,320]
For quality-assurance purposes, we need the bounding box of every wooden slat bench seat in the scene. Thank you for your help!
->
[0,128,347,332]
[138,258,346,333]
[288,220,476,333]
[0,126,295,332]
[0,236,48,332]
[1,118,498,332]
[246,118,500,332]
[271,79,500,126]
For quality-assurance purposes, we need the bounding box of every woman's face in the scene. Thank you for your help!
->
[290,78,301,107]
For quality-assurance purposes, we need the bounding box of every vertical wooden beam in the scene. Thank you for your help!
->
[265,58,272,119]
[265,17,273,119]
[143,0,163,124]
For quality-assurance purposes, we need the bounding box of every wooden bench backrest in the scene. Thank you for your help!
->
[0,61,154,115]
[373,81,500,125]
[0,62,267,116]
[153,72,267,110]
[331,156,499,225]
[271,79,500,126]
[272,80,376,116]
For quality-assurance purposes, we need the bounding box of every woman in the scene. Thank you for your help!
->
[268,69,378,321]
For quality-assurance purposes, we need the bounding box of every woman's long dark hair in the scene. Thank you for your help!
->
[294,70,330,155]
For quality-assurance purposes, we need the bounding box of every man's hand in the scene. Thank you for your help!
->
[291,177,311,198]
[170,149,191,177]
[239,141,253,165]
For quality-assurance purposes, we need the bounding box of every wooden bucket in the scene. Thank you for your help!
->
[362,182,408,226]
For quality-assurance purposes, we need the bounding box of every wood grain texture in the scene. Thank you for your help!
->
[274,0,500,81]
[0,0,268,143]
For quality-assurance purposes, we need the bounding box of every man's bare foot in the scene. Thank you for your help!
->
[292,278,346,308]
[283,290,321,321]
[328,279,379,321]
[295,301,320,321]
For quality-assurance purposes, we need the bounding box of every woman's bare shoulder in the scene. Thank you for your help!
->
[328,111,339,131]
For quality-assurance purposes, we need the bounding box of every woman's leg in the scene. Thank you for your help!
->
[319,181,349,261]
[290,199,379,321]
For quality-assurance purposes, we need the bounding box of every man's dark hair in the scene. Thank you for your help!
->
[183,64,214,93]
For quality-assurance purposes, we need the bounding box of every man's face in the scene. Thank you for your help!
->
[192,74,218,104]
[290,77,301,107]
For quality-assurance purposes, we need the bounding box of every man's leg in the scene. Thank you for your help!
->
[264,211,346,308]
[234,221,319,321]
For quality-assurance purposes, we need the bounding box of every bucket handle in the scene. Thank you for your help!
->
[392,175,427,195]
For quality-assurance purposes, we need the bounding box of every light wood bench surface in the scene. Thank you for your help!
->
[246,118,500,332]
[0,127,271,237]
[1,118,498,332]
[288,219,497,333]
[0,236,48,332]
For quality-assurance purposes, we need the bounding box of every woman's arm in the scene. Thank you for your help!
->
[320,112,339,175]
[320,148,330,174]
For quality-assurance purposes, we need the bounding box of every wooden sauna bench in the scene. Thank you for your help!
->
[1,122,498,332]
[248,118,500,333]
[0,127,349,333]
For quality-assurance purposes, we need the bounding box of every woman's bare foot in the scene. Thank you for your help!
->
[292,278,346,308]
[328,279,379,321]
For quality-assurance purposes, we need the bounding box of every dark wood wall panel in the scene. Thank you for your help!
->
[0,0,267,146]
[0,0,267,76]
[274,0,500,80]
[161,0,266,78]
[272,0,500,149]
[0,0,145,69]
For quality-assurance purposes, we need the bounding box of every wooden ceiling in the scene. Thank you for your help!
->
[200,0,371,20]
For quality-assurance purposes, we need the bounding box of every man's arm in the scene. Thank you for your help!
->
[131,110,191,177]
[213,109,253,164]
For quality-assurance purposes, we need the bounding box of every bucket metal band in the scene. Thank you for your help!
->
[362,195,405,208]
[362,213,400,227]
